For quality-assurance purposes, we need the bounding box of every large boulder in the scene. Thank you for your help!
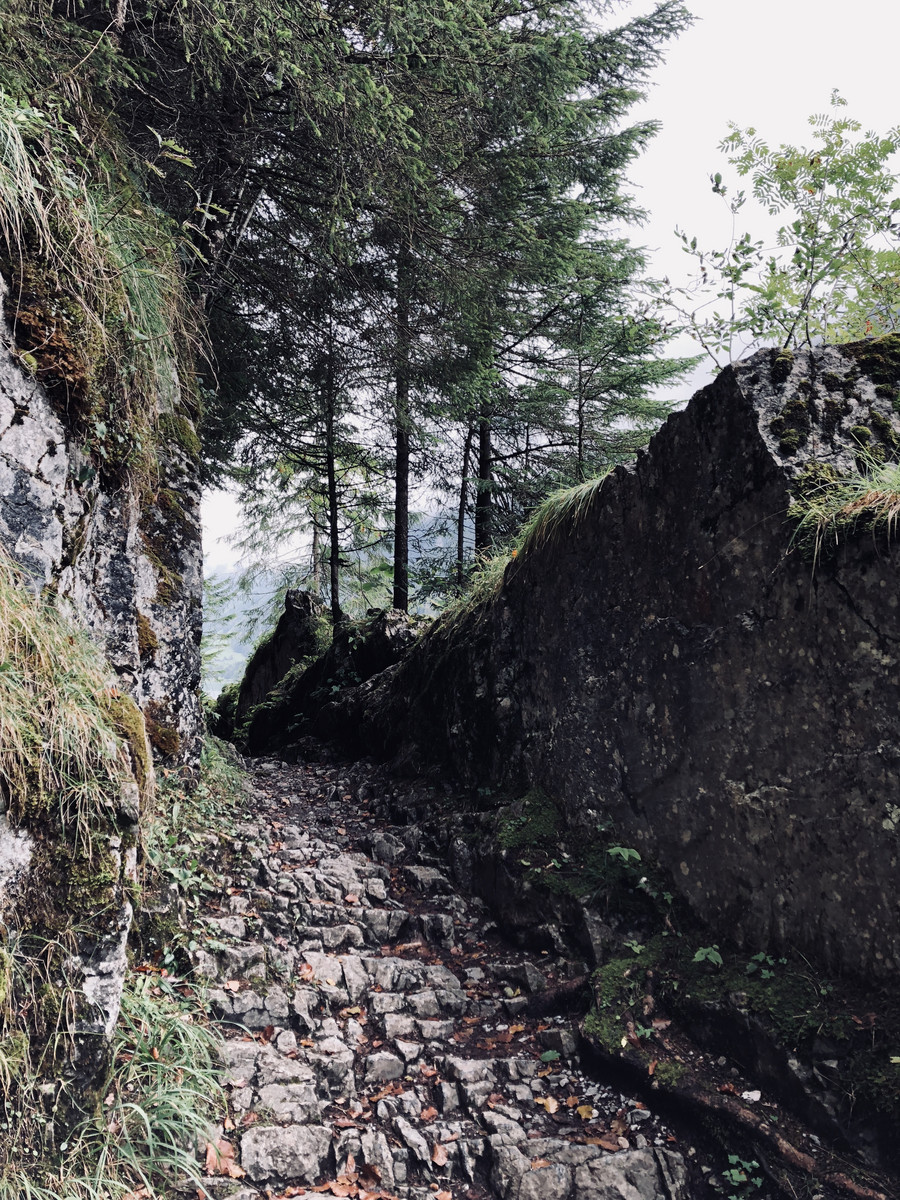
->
[246,608,421,754]
[235,589,327,721]
[346,339,900,981]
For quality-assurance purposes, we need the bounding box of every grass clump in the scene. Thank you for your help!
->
[440,473,610,631]
[0,965,222,1200]
[0,550,137,856]
[788,454,900,563]
[0,67,198,482]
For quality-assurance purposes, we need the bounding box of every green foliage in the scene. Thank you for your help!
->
[0,80,195,477]
[0,967,221,1199]
[142,738,246,966]
[675,92,900,365]
[692,944,724,968]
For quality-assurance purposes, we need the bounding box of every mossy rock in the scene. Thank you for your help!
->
[157,412,201,461]
[840,334,900,400]
[104,692,154,806]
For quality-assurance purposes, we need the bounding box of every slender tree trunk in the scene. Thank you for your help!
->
[576,306,586,482]
[474,407,493,554]
[325,348,343,626]
[393,245,412,611]
[456,421,474,586]
[311,520,322,594]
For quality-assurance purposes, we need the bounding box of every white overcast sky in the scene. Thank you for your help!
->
[203,0,900,568]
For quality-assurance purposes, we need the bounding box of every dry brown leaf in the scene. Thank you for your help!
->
[298,962,315,981]
[204,1138,245,1178]
[565,1096,579,1108]
[421,1106,438,1122]
[535,1096,559,1114]
[530,1158,552,1169]
[431,1142,449,1166]
[576,1105,594,1120]
[648,1060,658,1076]
[436,1192,453,1200]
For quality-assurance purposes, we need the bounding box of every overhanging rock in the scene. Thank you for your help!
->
[347,340,900,981]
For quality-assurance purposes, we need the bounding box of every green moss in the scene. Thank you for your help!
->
[777,428,804,454]
[770,393,810,455]
[840,334,900,397]
[771,348,794,383]
[653,1060,687,1086]
[136,611,158,658]
[139,534,180,606]
[498,789,562,851]
[144,701,181,758]
[157,412,201,461]
[850,424,872,445]
[104,693,153,805]
[868,407,898,447]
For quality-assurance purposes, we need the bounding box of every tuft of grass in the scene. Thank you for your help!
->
[0,549,136,857]
[0,968,222,1200]
[0,87,198,482]
[439,473,610,632]
[788,455,900,564]
[516,474,610,558]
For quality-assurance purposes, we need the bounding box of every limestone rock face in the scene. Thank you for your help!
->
[351,341,900,981]
[0,273,203,1122]
[0,274,203,764]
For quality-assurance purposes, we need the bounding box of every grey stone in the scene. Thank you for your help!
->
[365,1051,404,1082]
[241,1124,333,1183]
[257,1081,320,1122]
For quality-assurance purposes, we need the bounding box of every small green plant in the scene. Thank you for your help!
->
[673,92,900,366]
[721,1154,764,1199]
[745,951,786,979]
[607,845,641,864]
[693,944,724,968]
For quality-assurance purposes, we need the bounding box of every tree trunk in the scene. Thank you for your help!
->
[393,245,412,612]
[325,349,343,625]
[456,421,474,586]
[474,408,493,554]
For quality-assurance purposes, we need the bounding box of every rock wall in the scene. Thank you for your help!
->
[0,274,203,763]
[0,271,203,1121]
[346,340,900,982]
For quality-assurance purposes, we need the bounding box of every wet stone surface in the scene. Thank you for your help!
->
[192,754,694,1200]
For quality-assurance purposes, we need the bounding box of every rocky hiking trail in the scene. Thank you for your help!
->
[187,752,697,1200]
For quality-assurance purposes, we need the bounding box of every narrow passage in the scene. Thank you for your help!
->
[195,753,691,1200]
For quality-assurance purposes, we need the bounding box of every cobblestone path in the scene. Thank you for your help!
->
[192,754,694,1200]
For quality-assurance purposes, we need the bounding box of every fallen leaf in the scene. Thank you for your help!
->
[651,1017,671,1030]
[588,1135,621,1152]
[576,1105,594,1120]
[566,1096,579,1108]
[535,1096,559,1114]
[345,893,359,904]
[431,1142,449,1166]
[436,1192,453,1200]
[204,1138,245,1178]
[298,963,315,981]
[530,1158,552,1169]
[648,1060,657,1076]
[421,1106,438,1122]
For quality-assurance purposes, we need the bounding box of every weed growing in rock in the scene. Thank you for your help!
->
[788,453,900,563]
[0,967,221,1199]
[0,549,135,858]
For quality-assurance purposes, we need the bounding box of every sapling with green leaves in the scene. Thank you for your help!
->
[673,92,900,367]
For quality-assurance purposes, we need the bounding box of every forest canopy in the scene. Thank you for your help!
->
[0,0,695,617]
